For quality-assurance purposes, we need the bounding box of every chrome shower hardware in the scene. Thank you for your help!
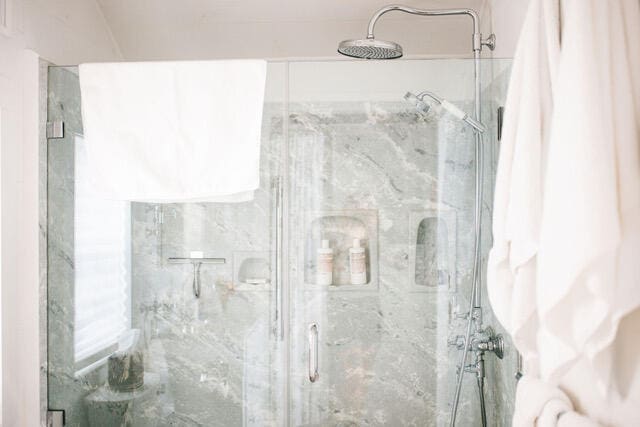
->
[338,5,500,426]
[308,323,319,382]
[471,326,505,359]
[338,5,496,59]
[167,256,226,297]
[448,334,466,350]
[404,91,487,133]
[449,328,504,367]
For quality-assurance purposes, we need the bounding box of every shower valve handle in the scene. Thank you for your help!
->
[447,335,466,350]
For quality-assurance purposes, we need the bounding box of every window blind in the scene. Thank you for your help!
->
[74,135,131,363]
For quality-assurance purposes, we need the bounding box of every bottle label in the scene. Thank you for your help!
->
[350,253,365,274]
[318,253,333,273]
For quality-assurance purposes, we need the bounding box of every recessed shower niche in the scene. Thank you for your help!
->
[409,210,457,291]
[302,209,378,290]
[233,251,272,291]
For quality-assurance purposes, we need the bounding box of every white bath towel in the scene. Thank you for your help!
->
[513,376,600,427]
[536,0,640,395]
[78,60,267,202]
[488,0,640,399]
[487,0,560,374]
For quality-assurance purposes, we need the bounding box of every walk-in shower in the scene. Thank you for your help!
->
[339,5,503,427]
[43,6,515,427]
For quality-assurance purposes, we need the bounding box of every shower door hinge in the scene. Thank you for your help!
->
[46,121,65,139]
[47,409,65,426]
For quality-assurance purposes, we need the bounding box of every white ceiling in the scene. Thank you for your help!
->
[96,0,490,60]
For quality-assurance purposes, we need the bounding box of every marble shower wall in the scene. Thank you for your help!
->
[285,59,515,427]
[287,100,480,426]
[128,101,285,426]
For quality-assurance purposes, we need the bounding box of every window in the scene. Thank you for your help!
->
[74,135,131,366]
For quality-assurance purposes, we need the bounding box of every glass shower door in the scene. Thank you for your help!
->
[286,59,490,426]
[45,58,513,426]
[46,64,286,426]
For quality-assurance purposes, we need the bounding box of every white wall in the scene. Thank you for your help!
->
[21,0,122,64]
[92,0,528,62]
[0,1,121,426]
[490,0,530,57]
[96,0,491,61]
[91,0,532,61]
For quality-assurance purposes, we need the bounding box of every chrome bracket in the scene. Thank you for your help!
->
[46,121,64,139]
[47,410,65,427]
[482,34,496,51]
[472,33,482,51]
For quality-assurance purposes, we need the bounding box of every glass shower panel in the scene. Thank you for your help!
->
[46,63,286,426]
[287,59,489,426]
[46,58,514,426]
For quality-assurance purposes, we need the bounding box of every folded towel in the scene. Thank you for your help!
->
[79,60,267,202]
[513,376,600,427]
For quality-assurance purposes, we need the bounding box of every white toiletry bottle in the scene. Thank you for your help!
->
[316,239,334,285]
[349,239,367,285]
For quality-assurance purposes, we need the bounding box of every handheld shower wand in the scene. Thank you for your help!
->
[404,91,487,133]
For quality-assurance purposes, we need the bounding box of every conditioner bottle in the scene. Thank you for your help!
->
[316,239,334,285]
[349,239,367,285]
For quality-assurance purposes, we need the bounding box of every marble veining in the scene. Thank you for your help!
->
[288,100,481,426]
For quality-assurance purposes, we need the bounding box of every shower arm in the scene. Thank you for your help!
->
[365,5,493,52]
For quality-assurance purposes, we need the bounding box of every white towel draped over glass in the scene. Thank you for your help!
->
[78,60,267,202]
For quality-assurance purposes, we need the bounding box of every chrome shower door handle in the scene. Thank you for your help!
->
[308,323,319,382]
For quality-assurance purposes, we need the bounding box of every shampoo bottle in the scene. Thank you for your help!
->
[349,239,367,285]
[316,239,334,285]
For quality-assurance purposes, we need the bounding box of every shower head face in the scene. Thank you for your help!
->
[404,92,431,116]
[337,38,403,60]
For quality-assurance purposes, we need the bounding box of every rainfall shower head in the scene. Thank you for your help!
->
[337,4,494,61]
[337,38,403,60]
[404,91,486,133]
